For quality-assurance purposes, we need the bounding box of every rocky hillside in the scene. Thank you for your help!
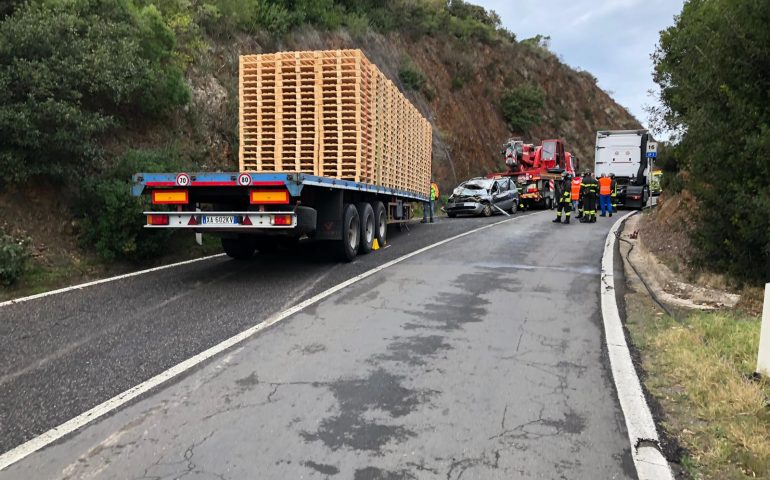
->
[191,29,640,192]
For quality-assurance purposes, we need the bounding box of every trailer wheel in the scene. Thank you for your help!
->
[373,201,387,246]
[356,202,375,254]
[337,203,360,262]
[255,237,279,254]
[221,236,256,260]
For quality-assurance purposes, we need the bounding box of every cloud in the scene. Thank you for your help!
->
[473,0,683,128]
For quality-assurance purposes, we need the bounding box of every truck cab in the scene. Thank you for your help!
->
[594,130,655,209]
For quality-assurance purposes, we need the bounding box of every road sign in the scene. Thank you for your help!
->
[646,142,658,158]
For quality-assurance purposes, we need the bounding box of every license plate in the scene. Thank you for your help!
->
[202,215,236,225]
[463,202,476,207]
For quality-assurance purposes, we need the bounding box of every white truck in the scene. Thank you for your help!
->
[594,129,656,209]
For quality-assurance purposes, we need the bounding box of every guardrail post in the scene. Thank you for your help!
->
[757,258,770,376]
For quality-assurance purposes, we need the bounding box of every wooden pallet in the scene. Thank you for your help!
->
[239,49,431,195]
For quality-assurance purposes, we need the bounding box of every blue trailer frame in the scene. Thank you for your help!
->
[132,172,428,202]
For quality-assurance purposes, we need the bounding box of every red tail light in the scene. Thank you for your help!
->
[147,214,169,226]
[271,215,292,226]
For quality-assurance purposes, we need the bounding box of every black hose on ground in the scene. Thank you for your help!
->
[615,211,677,319]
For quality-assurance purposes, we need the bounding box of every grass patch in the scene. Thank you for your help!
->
[627,310,770,479]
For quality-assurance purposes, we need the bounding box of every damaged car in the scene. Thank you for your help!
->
[445,177,519,218]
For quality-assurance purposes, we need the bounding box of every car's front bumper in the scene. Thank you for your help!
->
[445,201,484,215]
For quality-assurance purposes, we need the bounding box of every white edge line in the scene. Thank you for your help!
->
[0,254,227,309]
[601,211,674,480]
[0,213,534,471]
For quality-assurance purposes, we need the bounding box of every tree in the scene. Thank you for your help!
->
[501,85,546,132]
[653,0,770,282]
[0,0,189,184]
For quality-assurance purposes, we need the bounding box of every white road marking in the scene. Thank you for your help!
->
[0,254,226,309]
[0,213,535,471]
[600,212,674,480]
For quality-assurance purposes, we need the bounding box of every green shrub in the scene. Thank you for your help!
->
[501,85,546,132]
[0,0,189,185]
[0,234,29,286]
[399,65,426,91]
[77,149,181,262]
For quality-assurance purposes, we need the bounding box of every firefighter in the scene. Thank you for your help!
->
[610,173,618,216]
[552,172,572,224]
[571,172,583,218]
[580,171,598,223]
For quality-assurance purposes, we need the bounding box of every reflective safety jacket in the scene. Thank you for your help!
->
[571,177,582,200]
[599,177,612,195]
[430,183,439,201]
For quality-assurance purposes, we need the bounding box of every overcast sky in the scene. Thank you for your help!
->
[474,0,684,129]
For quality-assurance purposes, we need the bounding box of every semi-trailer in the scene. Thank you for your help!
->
[132,49,432,261]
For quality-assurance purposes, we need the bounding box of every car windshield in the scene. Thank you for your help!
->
[456,179,493,195]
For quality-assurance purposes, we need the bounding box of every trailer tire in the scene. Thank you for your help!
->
[356,202,375,254]
[255,237,280,253]
[222,236,256,260]
[337,203,360,262]
[373,201,387,246]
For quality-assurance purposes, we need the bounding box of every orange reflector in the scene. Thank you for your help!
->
[250,190,289,205]
[152,190,188,205]
[147,214,169,226]
[271,215,292,226]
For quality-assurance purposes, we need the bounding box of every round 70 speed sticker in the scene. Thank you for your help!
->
[176,173,190,186]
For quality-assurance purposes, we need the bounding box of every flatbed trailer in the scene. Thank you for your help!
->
[132,171,427,261]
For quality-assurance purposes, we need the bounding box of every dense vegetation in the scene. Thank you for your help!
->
[0,0,512,270]
[501,85,546,132]
[653,0,770,283]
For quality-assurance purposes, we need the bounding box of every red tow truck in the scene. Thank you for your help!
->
[487,138,578,209]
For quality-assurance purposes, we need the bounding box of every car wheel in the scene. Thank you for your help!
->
[482,204,492,217]
[509,201,518,214]
[447,212,457,218]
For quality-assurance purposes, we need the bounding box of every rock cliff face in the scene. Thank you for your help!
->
[190,29,641,192]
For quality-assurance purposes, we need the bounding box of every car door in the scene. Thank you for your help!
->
[494,180,514,210]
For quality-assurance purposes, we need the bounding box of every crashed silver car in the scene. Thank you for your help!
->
[445,177,519,218]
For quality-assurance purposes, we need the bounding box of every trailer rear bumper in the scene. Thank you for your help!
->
[143,207,317,234]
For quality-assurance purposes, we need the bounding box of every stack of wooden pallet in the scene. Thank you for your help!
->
[239,49,432,196]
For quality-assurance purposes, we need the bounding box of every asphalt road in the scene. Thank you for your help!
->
[1,210,636,479]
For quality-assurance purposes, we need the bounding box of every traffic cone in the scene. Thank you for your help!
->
[372,239,380,251]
